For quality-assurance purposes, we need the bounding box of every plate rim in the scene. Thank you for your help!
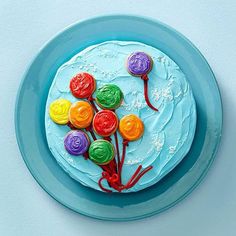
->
[15,14,223,221]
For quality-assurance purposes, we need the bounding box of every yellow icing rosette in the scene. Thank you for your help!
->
[49,98,71,124]
[119,114,144,141]
[69,101,94,129]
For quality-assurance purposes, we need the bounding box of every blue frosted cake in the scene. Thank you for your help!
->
[45,41,196,193]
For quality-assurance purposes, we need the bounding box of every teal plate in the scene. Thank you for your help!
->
[15,15,222,221]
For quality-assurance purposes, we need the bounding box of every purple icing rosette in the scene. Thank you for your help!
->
[126,51,158,111]
[64,130,90,155]
[127,52,152,76]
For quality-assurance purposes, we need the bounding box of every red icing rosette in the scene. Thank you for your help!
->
[93,110,118,137]
[70,72,96,99]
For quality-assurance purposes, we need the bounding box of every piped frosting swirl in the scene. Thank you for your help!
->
[88,140,115,165]
[69,101,94,128]
[96,84,123,110]
[49,98,71,124]
[119,114,144,141]
[93,110,118,137]
[64,130,90,155]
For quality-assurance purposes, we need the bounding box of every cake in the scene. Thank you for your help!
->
[45,41,197,193]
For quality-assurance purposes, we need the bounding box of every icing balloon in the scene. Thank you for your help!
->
[127,52,158,111]
[70,72,96,99]
[96,84,123,110]
[49,98,71,124]
[69,101,93,129]
[127,52,153,76]
[64,130,90,155]
[88,140,115,165]
[119,114,144,141]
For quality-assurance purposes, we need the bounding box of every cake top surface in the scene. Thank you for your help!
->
[45,40,196,192]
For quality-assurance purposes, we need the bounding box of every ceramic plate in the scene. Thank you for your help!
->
[15,15,222,221]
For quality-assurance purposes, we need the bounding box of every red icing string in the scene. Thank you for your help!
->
[124,165,142,188]
[83,152,89,160]
[141,74,158,111]
[100,162,117,189]
[103,136,118,176]
[98,164,153,192]
[85,125,97,141]
[126,166,153,189]
[108,161,116,174]
[98,177,112,193]
[118,139,129,182]
[103,136,112,142]
[67,121,77,130]
[101,165,112,175]
[114,131,120,170]
[98,171,121,192]
[88,95,99,113]
[110,110,121,180]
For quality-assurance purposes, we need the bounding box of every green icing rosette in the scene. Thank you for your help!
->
[95,84,123,110]
[88,140,115,165]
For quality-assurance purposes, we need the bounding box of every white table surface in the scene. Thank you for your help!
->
[1,1,235,235]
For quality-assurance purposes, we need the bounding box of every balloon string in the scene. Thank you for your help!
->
[67,121,77,130]
[83,154,114,192]
[111,110,121,182]
[103,136,112,142]
[118,139,129,182]
[126,166,153,189]
[101,165,112,175]
[82,152,89,160]
[100,165,113,189]
[124,165,142,187]
[114,132,121,169]
[98,177,112,193]
[141,74,158,111]
[98,171,121,192]
[85,125,97,141]
[108,160,117,174]
[103,136,118,177]
[99,165,153,192]
[88,96,98,113]
[67,122,97,141]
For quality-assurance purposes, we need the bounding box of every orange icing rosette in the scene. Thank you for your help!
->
[119,114,144,141]
[69,101,94,129]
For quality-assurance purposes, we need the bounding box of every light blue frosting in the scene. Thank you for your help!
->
[45,41,197,192]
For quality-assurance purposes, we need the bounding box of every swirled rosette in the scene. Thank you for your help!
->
[127,52,153,76]
[119,114,144,141]
[49,98,71,124]
[68,101,94,129]
[93,110,118,137]
[70,72,96,99]
[64,130,90,155]
[88,140,115,165]
[96,84,123,110]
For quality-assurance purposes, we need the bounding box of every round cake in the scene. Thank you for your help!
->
[45,41,197,193]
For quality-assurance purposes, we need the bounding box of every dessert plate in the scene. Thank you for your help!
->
[15,15,222,221]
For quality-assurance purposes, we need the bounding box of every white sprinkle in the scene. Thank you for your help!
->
[162,87,173,100]
[152,88,160,101]
[157,56,164,62]
[67,158,74,164]
[169,146,176,154]
[151,135,164,152]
